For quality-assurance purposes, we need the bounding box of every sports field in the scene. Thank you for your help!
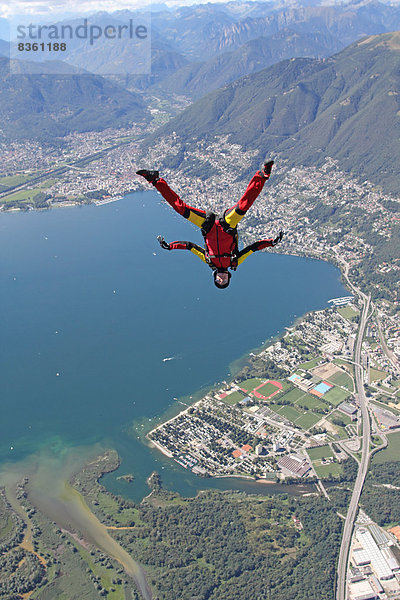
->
[296,395,326,410]
[323,387,351,406]
[265,387,329,429]
[327,371,354,391]
[240,378,265,392]
[222,391,247,405]
[307,445,333,461]
[296,412,321,429]
[314,463,343,478]
[279,388,305,404]
[255,381,282,398]
[278,405,302,422]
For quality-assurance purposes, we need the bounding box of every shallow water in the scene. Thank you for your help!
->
[1,446,153,599]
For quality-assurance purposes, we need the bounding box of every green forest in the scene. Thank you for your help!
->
[361,461,400,527]
[99,475,345,600]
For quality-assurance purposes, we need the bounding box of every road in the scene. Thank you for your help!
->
[336,292,371,600]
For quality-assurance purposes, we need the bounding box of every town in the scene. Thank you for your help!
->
[148,298,400,483]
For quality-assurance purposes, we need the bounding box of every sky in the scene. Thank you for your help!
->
[0,0,151,19]
[2,0,400,21]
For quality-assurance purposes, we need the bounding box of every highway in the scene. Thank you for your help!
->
[336,293,371,600]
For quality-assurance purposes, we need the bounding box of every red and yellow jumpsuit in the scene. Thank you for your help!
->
[154,171,275,271]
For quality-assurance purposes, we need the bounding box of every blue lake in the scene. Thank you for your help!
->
[0,190,347,500]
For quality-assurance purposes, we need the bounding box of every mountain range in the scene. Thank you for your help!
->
[145,31,400,195]
[6,1,399,89]
[155,29,344,99]
[0,58,146,141]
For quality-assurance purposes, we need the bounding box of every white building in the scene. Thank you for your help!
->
[355,528,394,580]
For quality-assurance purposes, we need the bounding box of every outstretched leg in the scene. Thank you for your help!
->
[154,178,207,229]
[223,161,273,228]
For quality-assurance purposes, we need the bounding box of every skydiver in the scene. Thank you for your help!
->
[136,161,283,289]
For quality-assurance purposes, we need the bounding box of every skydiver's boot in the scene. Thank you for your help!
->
[257,160,274,179]
[136,169,160,185]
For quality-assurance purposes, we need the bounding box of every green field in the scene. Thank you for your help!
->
[307,446,334,461]
[296,394,326,410]
[279,388,306,404]
[298,358,320,370]
[337,306,359,320]
[372,432,400,464]
[330,425,349,439]
[278,405,302,422]
[295,412,321,429]
[369,368,389,383]
[314,462,343,479]
[324,386,351,406]
[222,390,247,405]
[1,178,57,204]
[327,371,354,391]
[256,381,280,397]
[330,410,353,425]
[240,378,265,392]
[333,359,355,377]
[0,174,34,191]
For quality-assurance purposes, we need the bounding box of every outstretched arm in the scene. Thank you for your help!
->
[237,230,283,266]
[157,236,207,264]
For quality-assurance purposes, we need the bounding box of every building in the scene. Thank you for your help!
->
[381,547,400,573]
[370,575,383,594]
[338,401,358,417]
[255,444,264,456]
[277,454,311,478]
[349,579,378,600]
[287,373,314,392]
[273,441,285,452]
[369,524,391,547]
[355,528,394,580]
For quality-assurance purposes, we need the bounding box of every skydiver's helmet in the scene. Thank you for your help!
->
[213,269,231,289]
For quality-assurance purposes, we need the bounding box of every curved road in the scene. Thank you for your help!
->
[336,293,371,600]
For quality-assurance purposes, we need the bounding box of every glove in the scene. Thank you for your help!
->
[272,230,283,246]
[157,235,171,250]
[263,160,274,178]
[136,169,159,184]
